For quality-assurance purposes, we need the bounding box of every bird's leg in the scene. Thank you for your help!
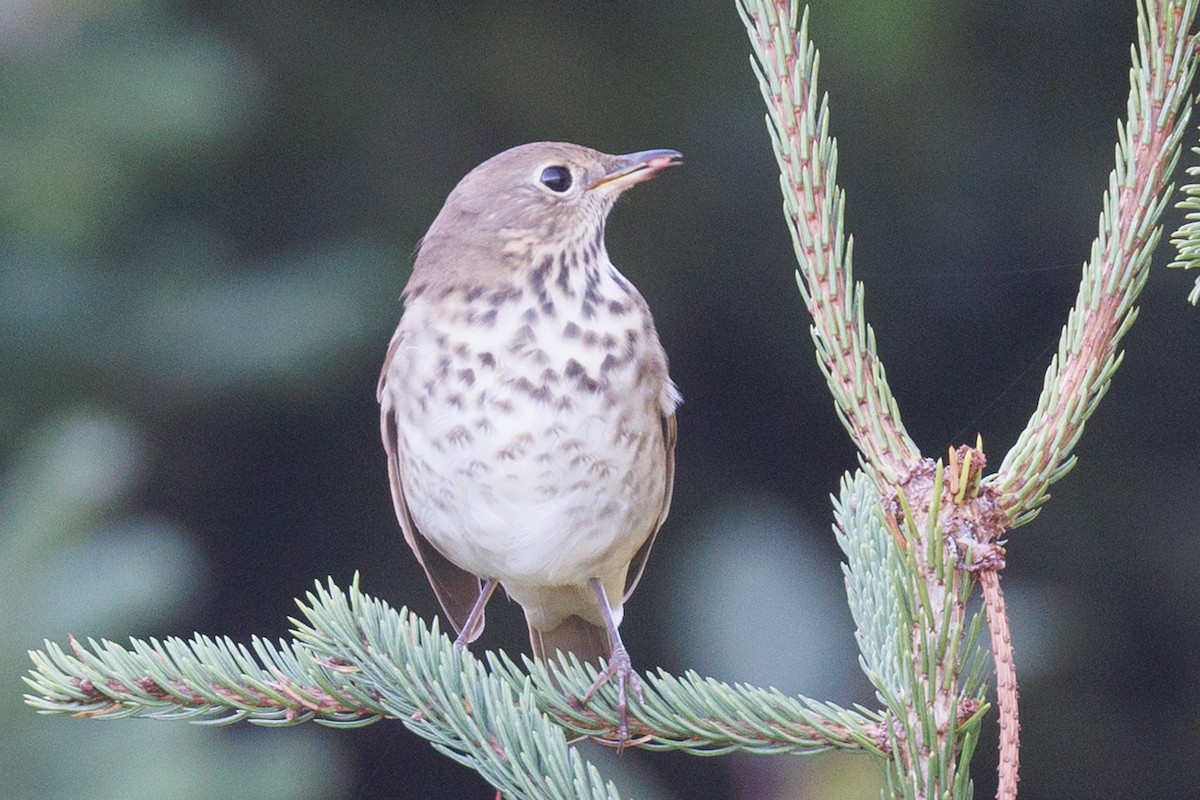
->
[579,577,643,743]
[453,578,498,648]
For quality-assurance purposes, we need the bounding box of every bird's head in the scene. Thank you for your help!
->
[409,142,681,293]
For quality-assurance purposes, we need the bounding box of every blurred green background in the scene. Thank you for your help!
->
[4,1,1198,798]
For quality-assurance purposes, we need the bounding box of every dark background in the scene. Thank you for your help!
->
[4,2,1198,799]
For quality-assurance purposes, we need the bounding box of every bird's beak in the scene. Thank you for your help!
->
[590,149,683,192]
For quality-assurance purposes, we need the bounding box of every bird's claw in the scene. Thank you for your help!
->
[578,644,642,745]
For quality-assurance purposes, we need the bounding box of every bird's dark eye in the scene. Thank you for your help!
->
[539,165,573,192]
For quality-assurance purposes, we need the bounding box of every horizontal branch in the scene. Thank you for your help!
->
[512,657,887,755]
[25,578,886,763]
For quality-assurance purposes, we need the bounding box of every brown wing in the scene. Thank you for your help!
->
[378,331,486,642]
[622,410,677,602]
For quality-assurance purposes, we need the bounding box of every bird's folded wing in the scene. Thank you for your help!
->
[378,333,485,641]
[622,410,676,602]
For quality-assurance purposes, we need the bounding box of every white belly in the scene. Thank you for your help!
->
[385,272,675,591]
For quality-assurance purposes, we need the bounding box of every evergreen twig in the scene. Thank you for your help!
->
[736,0,920,486]
[979,572,1018,799]
[739,2,1000,796]
[1169,167,1200,301]
[1169,156,1200,300]
[990,0,1198,528]
[738,2,1198,798]
[26,578,886,798]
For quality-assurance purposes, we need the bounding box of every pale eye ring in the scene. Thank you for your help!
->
[539,165,573,192]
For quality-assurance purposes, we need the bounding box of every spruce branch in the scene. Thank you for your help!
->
[26,578,887,799]
[513,657,885,755]
[886,456,998,800]
[27,580,626,800]
[737,0,921,487]
[990,0,1199,528]
[1168,154,1200,302]
[836,468,992,800]
[740,2,1005,796]
[742,3,1197,797]
[979,571,1018,800]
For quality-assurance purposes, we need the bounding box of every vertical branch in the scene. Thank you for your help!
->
[738,3,1001,799]
[990,0,1198,528]
[980,572,1019,800]
[883,448,999,800]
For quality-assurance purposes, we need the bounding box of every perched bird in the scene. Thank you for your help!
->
[377,141,680,739]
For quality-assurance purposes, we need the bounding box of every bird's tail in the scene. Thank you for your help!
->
[528,615,612,668]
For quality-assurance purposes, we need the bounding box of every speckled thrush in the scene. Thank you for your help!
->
[377,142,680,740]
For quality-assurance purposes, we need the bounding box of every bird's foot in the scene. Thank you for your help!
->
[576,644,644,746]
